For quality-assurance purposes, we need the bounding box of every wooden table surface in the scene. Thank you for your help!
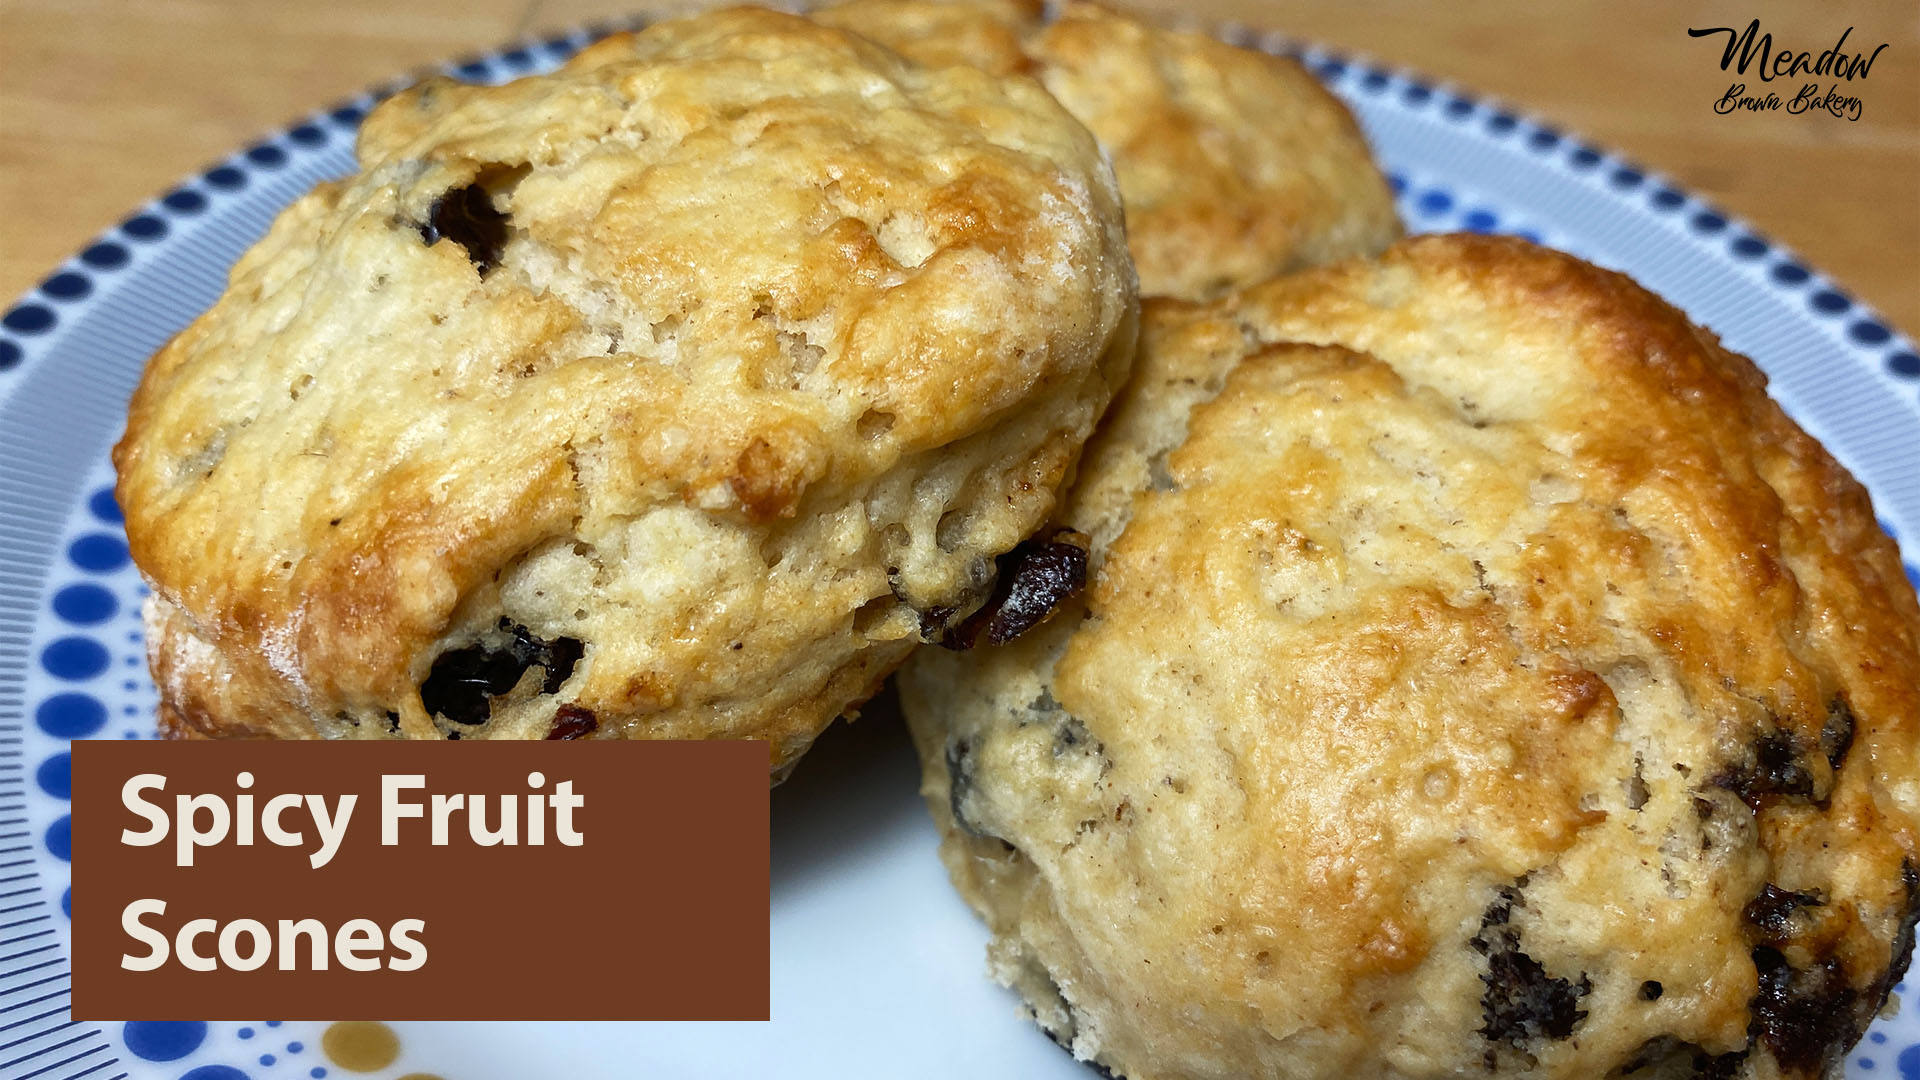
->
[3,0,1916,331]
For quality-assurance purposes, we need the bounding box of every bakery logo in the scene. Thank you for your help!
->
[1688,20,1889,120]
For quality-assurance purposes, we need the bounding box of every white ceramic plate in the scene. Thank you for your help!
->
[3,17,1917,1080]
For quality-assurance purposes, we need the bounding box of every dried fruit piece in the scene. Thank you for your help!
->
[941,529,1089,650]
[1471,883,1591,1054]
[419,620,584,727]
[547,704,598,741]
[419,183,510,275]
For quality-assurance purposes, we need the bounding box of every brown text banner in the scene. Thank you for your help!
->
[70,740,768,1020]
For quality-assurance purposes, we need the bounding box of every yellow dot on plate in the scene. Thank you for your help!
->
[321,1020,401,1072]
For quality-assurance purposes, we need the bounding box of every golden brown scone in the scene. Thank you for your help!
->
[113,6,1137,773]
[900,234,1920,1078]
[815,0,1402,300]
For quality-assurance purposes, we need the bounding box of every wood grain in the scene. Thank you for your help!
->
[2,0,1915,331]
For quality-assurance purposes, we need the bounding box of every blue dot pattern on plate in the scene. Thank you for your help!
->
[37,691,107,736]
[123,1020,209,1061]
[162,188,208,215]
[36,751,71,799]
[45,815,72,860]
[3,302,56,333]
[1,27,1913,1080]
[69,532,131,571]
[89,485,124,522]
[1812,290,1852,314]
[124,213,169,240]
[181,1067,252,1080]
[206,166,248,190]
[53,582,119,624]
[43,271,94,301]
[82,241,130,269]
[42,635,109,679]
[1852,322,1892,345]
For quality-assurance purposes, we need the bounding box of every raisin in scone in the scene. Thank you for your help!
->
[900,234,1920,1077]
[113,7,1136,772]
[814,0,1401,300]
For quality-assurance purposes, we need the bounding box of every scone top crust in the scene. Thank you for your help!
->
[113,7,1136,763]
[903,235,1919,1077]
[815,0,1403,300]
[815,0,1044,77]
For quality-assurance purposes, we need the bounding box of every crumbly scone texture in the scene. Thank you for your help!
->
[114,6,1137,770]
[900,234,1920,1078]
[814,0,1402,300]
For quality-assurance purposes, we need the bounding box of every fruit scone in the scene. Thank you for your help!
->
[900,234,1920,1078]
[814,0,1403,301]
[112,6,1137,772]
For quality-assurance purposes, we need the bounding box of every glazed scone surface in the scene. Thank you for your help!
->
[113,6,1137,769]
[901,235,1920,1078]
[816,0,1402,300]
